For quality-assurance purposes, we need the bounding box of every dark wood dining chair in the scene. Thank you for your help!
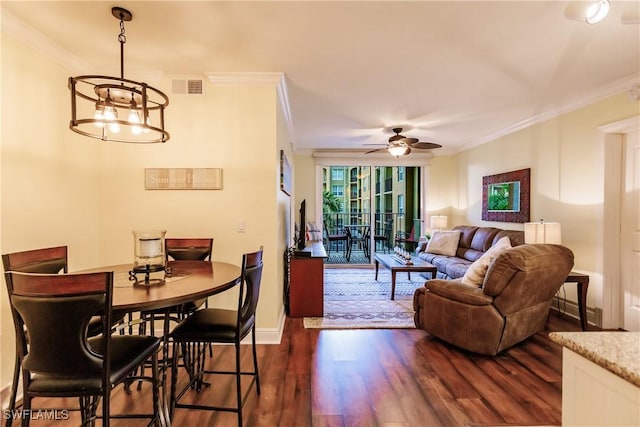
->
[165,237,214,313]
[323,221,350,260]
[395,224,419,251]
[2,246,126,426]
[139,238,214,337]
[374,218,393,253]
[4,270,161,427]
[348,225,370,259]
[169,247,264,426]
[2,246,68,427]
[165,238,214,262]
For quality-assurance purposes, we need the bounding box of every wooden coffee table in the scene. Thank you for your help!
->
[374,253,437,300]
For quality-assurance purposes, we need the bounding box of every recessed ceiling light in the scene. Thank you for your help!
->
[586,0,610,24]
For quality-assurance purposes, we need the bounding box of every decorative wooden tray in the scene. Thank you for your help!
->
[392,255,413,265]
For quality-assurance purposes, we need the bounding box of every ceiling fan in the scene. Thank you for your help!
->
[364,127,442,157]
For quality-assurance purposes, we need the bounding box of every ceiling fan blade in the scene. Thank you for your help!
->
[412,142,442,150]
[364,147,388,154]
[401,137,419,145]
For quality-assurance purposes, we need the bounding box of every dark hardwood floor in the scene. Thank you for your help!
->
[18,311,582,426]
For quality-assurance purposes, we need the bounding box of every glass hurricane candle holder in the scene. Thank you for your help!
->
[130,230,167,286]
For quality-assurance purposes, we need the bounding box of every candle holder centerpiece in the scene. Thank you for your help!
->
[129,230,171,286]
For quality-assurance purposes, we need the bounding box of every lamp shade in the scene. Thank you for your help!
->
[524,221,562,244]
[430,215,448,230]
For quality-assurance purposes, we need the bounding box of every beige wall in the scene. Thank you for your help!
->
[1,34,103,400]
[425,154,458,222]
[1,33,289,398]
[433,94,639,309]
[293,154,318,223]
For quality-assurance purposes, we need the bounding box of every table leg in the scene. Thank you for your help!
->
[391,270,396,300]
[576,277,589,331]
[375,259,380,280]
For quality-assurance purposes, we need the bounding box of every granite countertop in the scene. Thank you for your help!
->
[549,331,640,387]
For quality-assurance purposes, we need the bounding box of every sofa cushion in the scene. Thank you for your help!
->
[461,236,512,287]
[425,230,461,256]
[470,227,501,252]
[445,259,473,279]
[493,229,525,247]
[453,226,478,249]
[456,247,485,262]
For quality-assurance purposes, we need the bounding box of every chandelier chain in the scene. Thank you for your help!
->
[118,17,126,44]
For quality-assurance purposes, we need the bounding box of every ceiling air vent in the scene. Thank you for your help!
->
[172,79,204,95]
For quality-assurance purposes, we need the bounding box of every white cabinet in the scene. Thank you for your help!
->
[562,348,640,426]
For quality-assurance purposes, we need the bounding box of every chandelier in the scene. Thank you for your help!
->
[68,7,169,143]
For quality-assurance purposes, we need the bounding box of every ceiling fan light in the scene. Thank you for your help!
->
[388,145,408,157]
[586,0,609,24]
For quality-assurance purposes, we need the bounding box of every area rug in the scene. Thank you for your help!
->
[303,268,425,329]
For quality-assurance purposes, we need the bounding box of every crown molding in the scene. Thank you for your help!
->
[206,71,283,86]
[206,72,295,144]
[458,74,640,153]
[1,8,93,75]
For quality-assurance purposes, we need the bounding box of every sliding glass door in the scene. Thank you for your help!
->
[322,165,421,265]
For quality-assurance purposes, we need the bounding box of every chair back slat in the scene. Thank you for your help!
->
[166,238,213,261]
[2,246,68,274]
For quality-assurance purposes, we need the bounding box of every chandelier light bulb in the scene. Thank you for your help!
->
[94,100,105,128]
[109,121,121,134]
[586,0,610,24]
[128,96,141,122]
[103,106,116,121]
[128,109,141,123]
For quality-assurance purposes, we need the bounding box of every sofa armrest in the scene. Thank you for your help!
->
[425,279,494,306]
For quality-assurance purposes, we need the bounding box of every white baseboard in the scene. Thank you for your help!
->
[255,307,286,344]
[550,296,602,328]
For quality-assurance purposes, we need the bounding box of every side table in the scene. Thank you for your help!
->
[564,272,589,331]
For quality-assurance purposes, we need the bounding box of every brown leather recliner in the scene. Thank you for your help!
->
[413,244,574,356]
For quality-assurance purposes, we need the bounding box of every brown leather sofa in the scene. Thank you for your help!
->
[414,244,574,355]
[416,225,525,280]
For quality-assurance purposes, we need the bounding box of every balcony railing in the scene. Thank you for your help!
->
[323,212,421,244]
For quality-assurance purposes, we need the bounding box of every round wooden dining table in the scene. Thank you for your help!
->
[89,260,242,312]
[76,260,242,427]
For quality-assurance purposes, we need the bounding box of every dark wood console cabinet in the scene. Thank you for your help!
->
[288,241,326,318]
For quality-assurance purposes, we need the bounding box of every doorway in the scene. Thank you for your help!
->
[321,165,422,265]
[601,116,640,330]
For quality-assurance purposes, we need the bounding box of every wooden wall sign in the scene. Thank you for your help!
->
[145,168,223,190]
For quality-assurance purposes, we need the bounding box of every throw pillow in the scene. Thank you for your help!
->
[305,222,323,242]
[461,236,512,287]
[425,230,461,256]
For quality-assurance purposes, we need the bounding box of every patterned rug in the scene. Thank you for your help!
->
[303,268,425,329]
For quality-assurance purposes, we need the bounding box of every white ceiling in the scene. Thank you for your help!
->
[2,1,639,156]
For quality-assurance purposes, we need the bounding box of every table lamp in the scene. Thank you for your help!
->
[430,215,448,231]
[524,220,562,244]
